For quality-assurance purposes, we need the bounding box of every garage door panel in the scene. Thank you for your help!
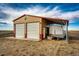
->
[27,23,39,39]
[16,24,25,38]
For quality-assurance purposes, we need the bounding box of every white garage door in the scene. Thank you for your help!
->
[27,23,39,39]
[16,24,25,38]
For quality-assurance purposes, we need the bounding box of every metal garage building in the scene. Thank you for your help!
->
[13,14,69,41]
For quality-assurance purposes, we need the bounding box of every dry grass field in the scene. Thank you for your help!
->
[0,30,79,56]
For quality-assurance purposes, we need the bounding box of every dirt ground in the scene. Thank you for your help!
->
[0,30,79,56]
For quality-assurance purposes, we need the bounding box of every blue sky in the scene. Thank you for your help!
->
[0,3,79,30]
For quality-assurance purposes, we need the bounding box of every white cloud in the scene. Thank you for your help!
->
[59,11,79,19]
[0,4,79,25]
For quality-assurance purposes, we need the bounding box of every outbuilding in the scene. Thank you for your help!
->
[13,14,69,41]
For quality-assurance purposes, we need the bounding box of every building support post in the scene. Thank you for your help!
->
[66,22,68,43]
[14,24,16,37]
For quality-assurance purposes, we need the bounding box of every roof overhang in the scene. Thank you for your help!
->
[43,18,69,25]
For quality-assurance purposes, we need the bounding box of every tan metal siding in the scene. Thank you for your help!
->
[14,15,42,24]
[14,16,26,24]
[25,16,42,23]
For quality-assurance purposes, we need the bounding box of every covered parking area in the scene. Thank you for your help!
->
[42,17,69,42]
